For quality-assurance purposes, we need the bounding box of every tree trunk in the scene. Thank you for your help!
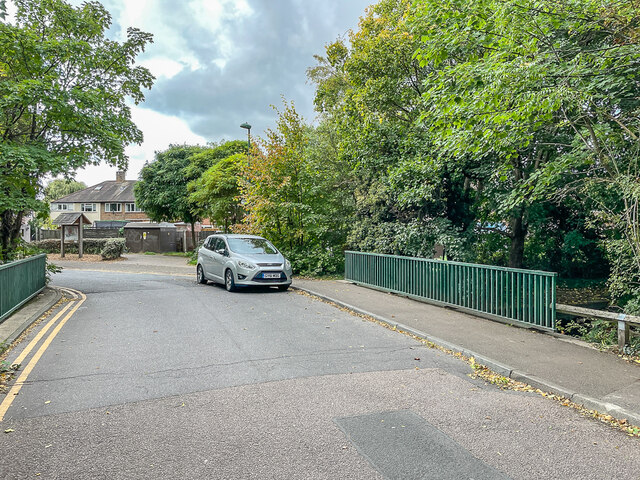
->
[508,210,527,269]
[0,210,23,261]
[508,156,527,269]
[190,221,197,251]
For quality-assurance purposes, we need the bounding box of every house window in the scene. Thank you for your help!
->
[81,203,96,212]
[54,203,72,211]
[105,203,122,212]
[125,203,142,212]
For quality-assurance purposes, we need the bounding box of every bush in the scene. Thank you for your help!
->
[101,238,125,260]
[32,239,112,254]
[32,238,126,258]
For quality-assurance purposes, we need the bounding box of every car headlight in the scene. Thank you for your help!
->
[284,259,291,270]
[237,260,256,270]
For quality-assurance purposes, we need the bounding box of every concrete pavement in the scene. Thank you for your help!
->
[293,278,640,427]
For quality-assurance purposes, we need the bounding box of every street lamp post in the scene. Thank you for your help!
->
[240,122,251,150]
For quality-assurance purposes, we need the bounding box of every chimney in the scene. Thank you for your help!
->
[116,170,126,182]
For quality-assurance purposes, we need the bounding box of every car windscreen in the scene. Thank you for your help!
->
[227,238,278,255]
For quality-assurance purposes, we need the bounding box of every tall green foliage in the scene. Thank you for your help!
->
[43,179,87,203]
[0,0,153,260]
[238,100,353,274]
[136,141,248,246]
[135,145,205,243]
[309,0,474,261]
[188,153,245,232]
[411,0,640,307]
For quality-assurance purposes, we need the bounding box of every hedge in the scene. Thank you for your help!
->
[33,239,126,258]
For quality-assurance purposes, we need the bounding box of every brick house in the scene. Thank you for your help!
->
[50,171,149,225]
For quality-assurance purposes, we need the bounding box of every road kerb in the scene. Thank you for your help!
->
[1,287,63,349]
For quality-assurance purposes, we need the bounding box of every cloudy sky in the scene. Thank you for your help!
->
[47,0,373,185]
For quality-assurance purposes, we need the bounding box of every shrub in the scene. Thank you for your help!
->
[32,238,126,257]
[32,239,111,254]
[101,238,126,260]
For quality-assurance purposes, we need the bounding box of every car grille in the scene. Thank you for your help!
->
[252,271,287,283]
[257,263,282,267]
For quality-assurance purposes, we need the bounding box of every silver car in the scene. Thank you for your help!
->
[196,234,293,292]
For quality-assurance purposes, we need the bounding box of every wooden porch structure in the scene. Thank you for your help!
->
[52,212,91,258]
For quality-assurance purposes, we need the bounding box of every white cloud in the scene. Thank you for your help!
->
[74,106,207,186]
[139,57,184,79]
[37,0,373,185]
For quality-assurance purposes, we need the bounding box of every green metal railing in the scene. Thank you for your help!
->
[0,254,47,323]
[345,251,557,330]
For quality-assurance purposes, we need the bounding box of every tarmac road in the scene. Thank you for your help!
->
[0,267,638,479]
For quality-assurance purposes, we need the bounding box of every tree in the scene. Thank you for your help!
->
[135,145,205,247]
[188,153,244,232]
[308,0,475,261]
[411,0,640,304]
[43,179,87,203]
[240,100,309,247]
[239,100,353,274]
[0,0,153,260]
[136,141,247,248]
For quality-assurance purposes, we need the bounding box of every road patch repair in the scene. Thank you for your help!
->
[335,410,510,480]
[292,280,640,437]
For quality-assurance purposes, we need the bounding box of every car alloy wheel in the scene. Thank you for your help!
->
[197,265,207,284]
[225,269,236,292]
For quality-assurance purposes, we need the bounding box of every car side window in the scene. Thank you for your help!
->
[212,238,224,253]
[205,237,215,250]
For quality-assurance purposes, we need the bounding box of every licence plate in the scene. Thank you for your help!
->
[263,273,281,279]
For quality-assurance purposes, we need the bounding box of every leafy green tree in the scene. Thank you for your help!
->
[136,141,246,247]
[0,0,153,260]
[239,100,352,274]
[135,145,205,246]
[43,179,87,203]
[184,140,247,180]
[188,153,245,232]
[308,0,474,261]
[411,0,640,304]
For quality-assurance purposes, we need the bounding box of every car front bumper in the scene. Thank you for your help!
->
[234,269,292,286]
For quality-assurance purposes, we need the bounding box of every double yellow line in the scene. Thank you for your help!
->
[0,288,86,422]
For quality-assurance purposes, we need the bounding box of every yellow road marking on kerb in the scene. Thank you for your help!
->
[0,290,86,422]
[11,301,74,366]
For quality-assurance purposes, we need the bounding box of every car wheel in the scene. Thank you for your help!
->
[278,285,289,292]
[197,265,208,284]
[225,269,236,292]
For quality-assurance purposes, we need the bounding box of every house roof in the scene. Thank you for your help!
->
[52,212,92,226]
[51,180,137,203]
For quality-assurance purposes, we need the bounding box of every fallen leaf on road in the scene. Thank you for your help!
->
[4,429,14,433]
[44,401,50,404]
